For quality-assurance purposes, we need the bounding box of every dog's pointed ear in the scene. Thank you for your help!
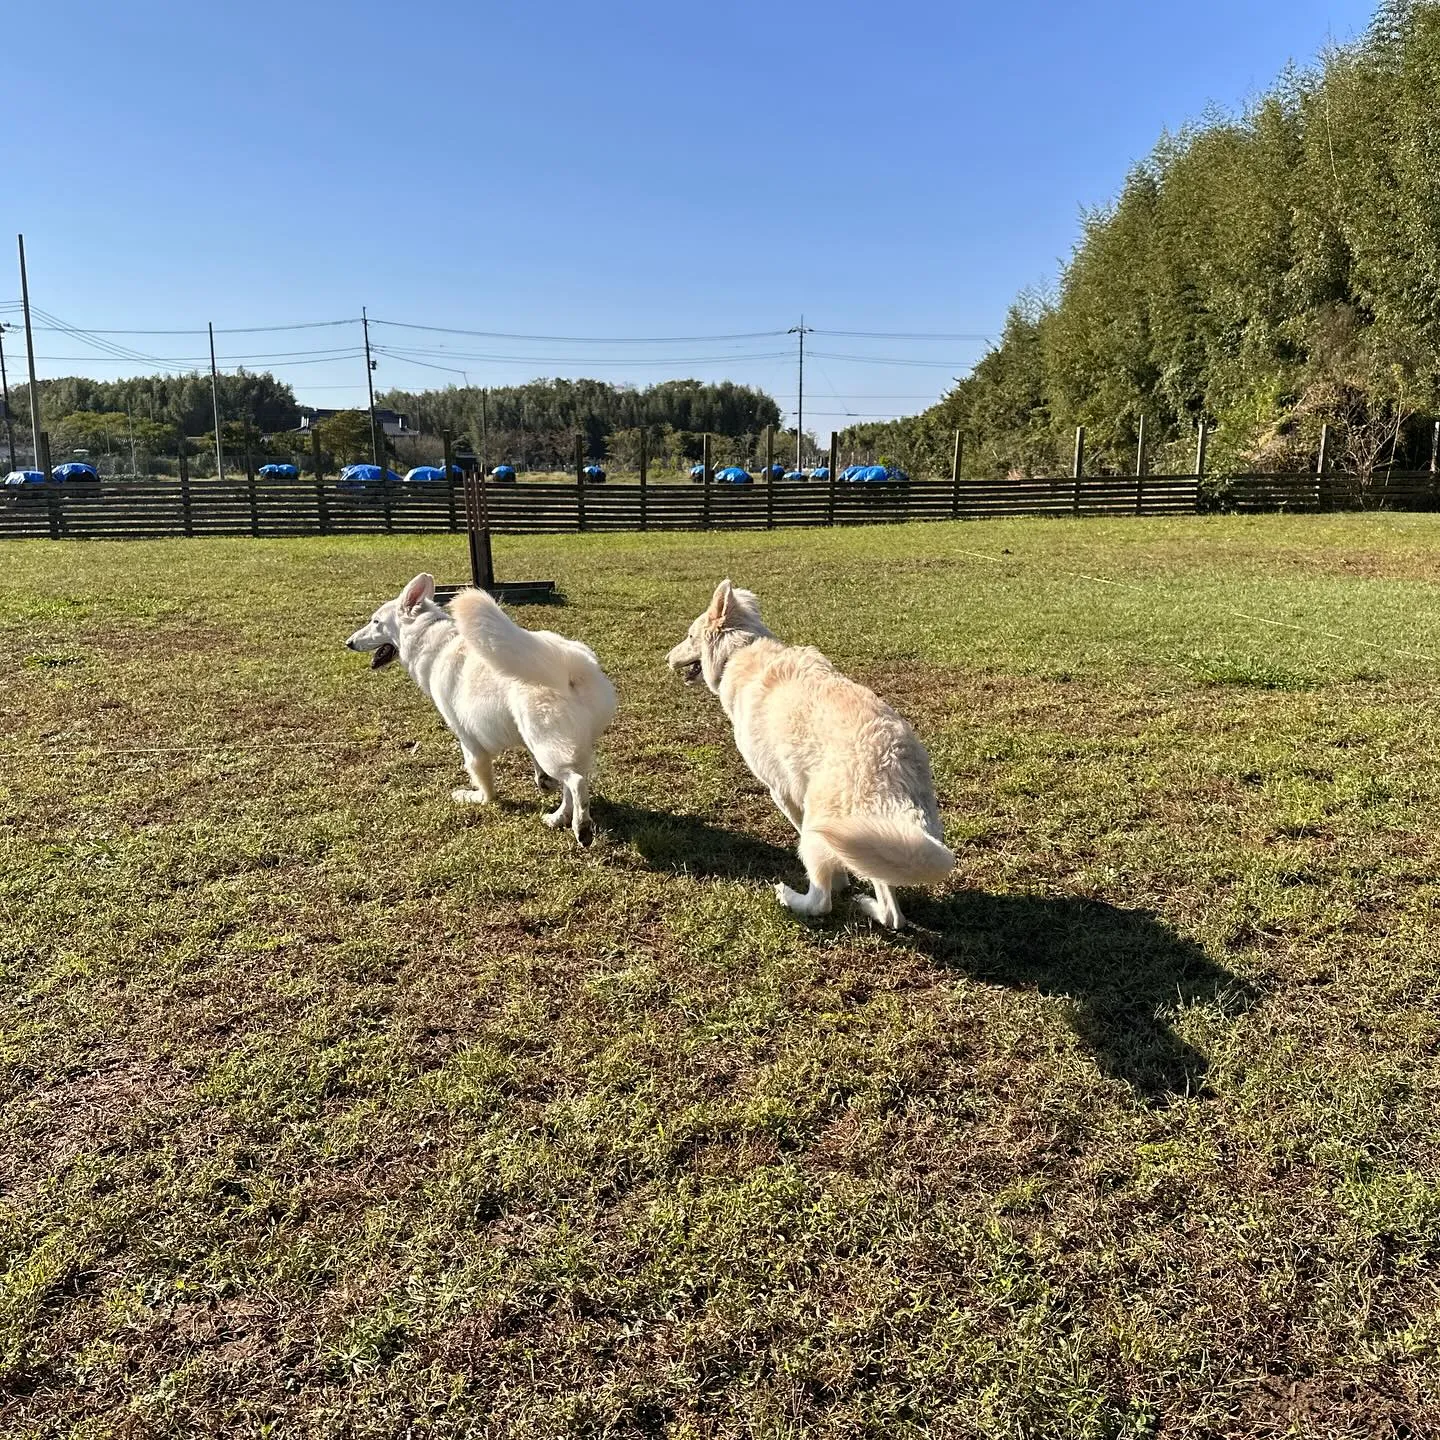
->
[707,578,735,625]
[400,573,435,612]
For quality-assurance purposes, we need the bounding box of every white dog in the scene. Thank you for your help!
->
[346,573,617,845]
[667,579,954,927]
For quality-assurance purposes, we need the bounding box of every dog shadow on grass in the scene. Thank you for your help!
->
[898,890,1256,1106]
[593,799,796,882]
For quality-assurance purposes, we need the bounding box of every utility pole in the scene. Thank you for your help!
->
[0,322,15,472]
[17,235,46,479]
[362,306,380,468]
[208,322,225,479]
[787,316,812,471]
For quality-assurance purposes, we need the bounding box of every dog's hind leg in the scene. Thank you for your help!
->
[776,829,842,920]
[453,748,495,805]
[855,881,905,930]
[531,757,561,794]
[558,769,593,847]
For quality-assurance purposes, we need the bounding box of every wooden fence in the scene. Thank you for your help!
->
[0,470,1433,541]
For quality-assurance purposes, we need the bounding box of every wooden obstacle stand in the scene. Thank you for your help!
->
[433,431,556,607]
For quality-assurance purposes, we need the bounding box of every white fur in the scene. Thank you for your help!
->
[667,578,954,928]
[347,574,617,845]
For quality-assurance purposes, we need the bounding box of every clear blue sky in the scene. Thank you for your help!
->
[5,0,1376,431]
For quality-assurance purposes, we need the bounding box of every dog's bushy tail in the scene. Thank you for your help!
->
[449,586,588,690]
[806,815,955,887]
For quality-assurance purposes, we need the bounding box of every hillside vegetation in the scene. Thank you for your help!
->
[846,1,1440,481]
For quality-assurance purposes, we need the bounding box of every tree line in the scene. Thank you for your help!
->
[5,369,783,473]
[845,1,1440,481]
[376,377,783,471]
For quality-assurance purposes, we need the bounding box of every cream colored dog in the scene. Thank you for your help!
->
[347,574,617,845]
[667,579,954,928]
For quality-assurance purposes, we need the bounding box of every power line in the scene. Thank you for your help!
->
[813,328,991,341]
[369,319,789,343]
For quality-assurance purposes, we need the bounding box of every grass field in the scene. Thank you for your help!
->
[5,515,1440,1438]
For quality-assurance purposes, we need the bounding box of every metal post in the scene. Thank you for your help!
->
[17,236,46,480]
[443,428,456,532]
[1072,426,1085,514]
[951,430,963,518]
[639,428,648,531]
[702,433,712,529]
[765,424,775,530]
[480,389,488,475]
[1134,414,1147,515]
[575,431,586,532]
[208,322,224,480]
[1431,419,1439,475]
[362,306,380,468]
[0,324,15,472]
[178,439,193,538]
[1195,420,1208,477]
[828,431,838,526]
[245,436,259,536]
[311,427,329,534]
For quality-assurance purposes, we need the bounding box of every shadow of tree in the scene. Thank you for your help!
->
[901,889,1256,1104]
[594,798,796,882]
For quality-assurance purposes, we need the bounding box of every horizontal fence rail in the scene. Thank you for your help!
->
[0,471,1434,541]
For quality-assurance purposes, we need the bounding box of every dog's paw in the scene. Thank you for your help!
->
[542,806,570,829]
[854,893,905,930]
[576,819,594,848]
[452,788,491,805]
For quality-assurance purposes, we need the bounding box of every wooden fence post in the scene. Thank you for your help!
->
[380,456,393,533]
[951,430,963,518]
[1134,415,1146,515]
[701,433,712,530]
[311,428,329,535]
[474,465,495,589]
[575,432,587,532]
[765,424,775,530]
[1431,419,1439,505]
[178,441,193,538]
[639,428,648,532]
[1071,426,1085,515]
[1194,420,1208,478]
[245,440,259,537]
[828,432,839,526]
[1317,422,1330,475]
[443,428,457,532]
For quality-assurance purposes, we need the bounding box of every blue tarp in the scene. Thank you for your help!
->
[491,464,517,482]
[3,469,46,486]
[810,466,830,481]
[767,463,786,481]
[258,463,298,478]
[52,462,98,481]
[404,466,445,483]
[689,463,706,480]
[715,466,752,484]
[582,464,606,482]
[783,470,806,481]
[337,464,402,489]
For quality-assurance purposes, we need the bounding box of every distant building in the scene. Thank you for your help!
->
[299,407,411,438]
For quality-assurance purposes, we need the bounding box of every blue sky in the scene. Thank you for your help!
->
[5,0,1376,431]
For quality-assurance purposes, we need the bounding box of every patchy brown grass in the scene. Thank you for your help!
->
[3,516,1440,1436]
